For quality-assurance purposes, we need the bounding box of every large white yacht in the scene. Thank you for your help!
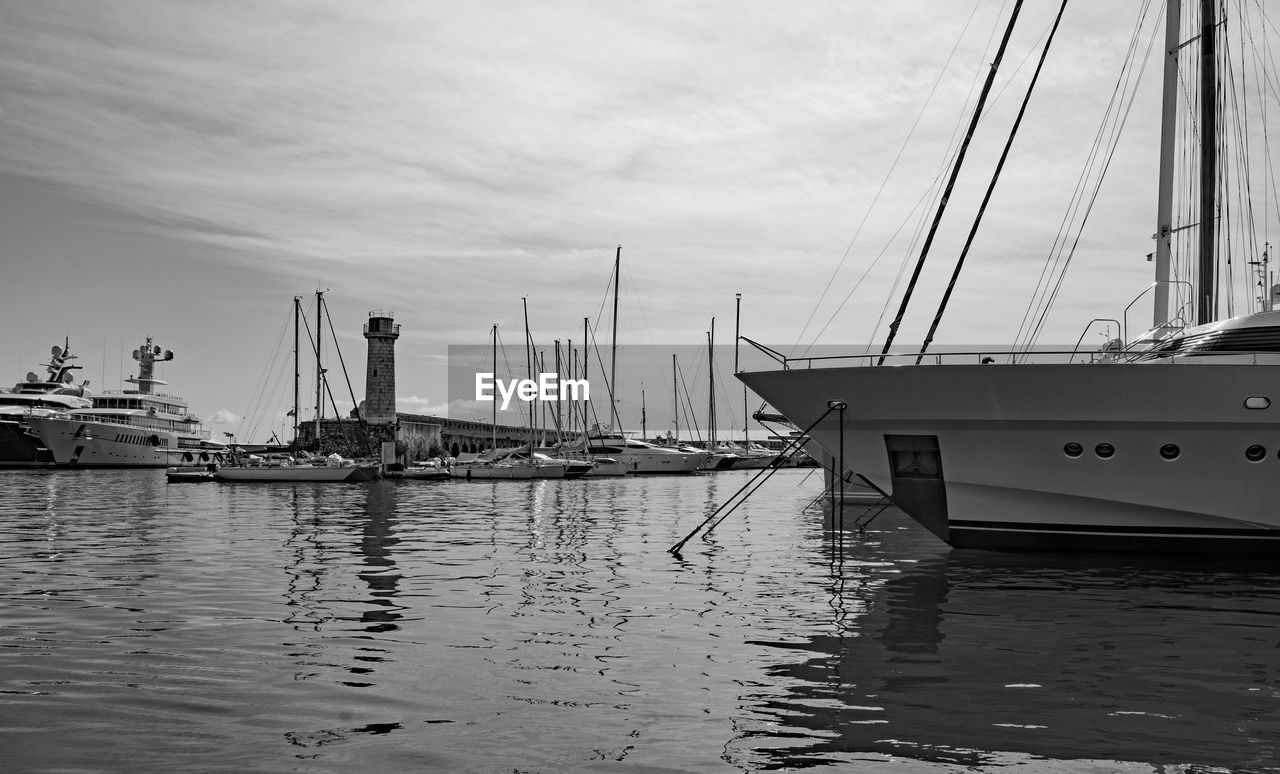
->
[739,0,1280,555]
[0,342,93,467]
[25,338,226,468]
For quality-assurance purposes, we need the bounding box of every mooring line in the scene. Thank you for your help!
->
[669,401,843,557]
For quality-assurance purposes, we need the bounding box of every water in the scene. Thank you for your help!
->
[1,469,1277,773]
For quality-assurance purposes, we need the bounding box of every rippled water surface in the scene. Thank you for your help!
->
[2,469,1278,773]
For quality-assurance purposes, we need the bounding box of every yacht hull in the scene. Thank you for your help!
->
[0,420,53,467]
[739,362,1280,555]
[24,416,214,468]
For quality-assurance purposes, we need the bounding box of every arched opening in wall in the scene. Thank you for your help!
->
[450,442,460,457]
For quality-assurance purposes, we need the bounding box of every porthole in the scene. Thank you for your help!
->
[1063,442,1083,458]
[1245,396,1271,410]
[1159,444,1180,460]
[1095,443,1115,459]
[1245,445,1266,462]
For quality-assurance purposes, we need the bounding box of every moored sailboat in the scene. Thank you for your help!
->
[214,293,378,483]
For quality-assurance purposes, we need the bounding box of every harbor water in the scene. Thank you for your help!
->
[1,468,1277,773]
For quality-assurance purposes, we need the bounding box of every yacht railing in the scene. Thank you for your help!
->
[98,389,188,402]
[739,336,1279,370]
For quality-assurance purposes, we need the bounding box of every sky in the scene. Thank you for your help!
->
[2,0,1278,442]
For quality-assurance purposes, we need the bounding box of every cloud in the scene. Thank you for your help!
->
[208,409,240,424]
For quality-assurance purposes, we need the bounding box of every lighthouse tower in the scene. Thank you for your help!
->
[363,310,400,425]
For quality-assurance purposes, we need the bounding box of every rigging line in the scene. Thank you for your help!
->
[1024,12,1167,347]
[1026,3,1161,350]
[589,251,617,346]
[675,358,703,442]
[790,0,988,357]
[238,302,293,442]
[1016,0,1157,353]
[864,159,954,351]
[583,324,619,431]
[1227,4,1272,284]
[1014,0,1156,352]
[1034,0,1157,345]
[1259,0,1278,248]
[919,0,1071,361]
[878,0,1027,364]
[668,402,839,557]
[866,7,1014,352]
[321,300,373,454]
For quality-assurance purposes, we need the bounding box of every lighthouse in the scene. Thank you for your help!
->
[363,310,400,425]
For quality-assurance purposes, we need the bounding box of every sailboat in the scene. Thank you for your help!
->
[565,247,706,474]
[215,293,378,483]
[739,0,1280,554]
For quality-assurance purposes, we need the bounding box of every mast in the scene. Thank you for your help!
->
[641,385,647,440]
[314,289,324,443]
[610,245,621,431]
[708,319,715,449]
[491,323,497,453]
[1196,0,1217,325]
[555,339,563,438]
[735,292,746,449]
[523,296,534,453]
[567,339,573,435]
[293,295,301,450]
[672,353,679,443]
[583,317,590,434]
[1152,0,1182,327]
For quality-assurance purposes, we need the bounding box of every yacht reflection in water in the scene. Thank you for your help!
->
[739,550,1280,770]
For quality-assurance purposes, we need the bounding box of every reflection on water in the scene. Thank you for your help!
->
[1,470,1277,773]
[740,548,1280,771]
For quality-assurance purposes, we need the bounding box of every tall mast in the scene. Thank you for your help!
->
[641,385,646,440]
[672,353,679,443]
[1152,0,1182,327]
[610,245,621,431]
[708,319,715,448]
[735,292,746,449]
[567,339,575,434]
[314,289,323,442]
[583,317,590,433]
[491,323,498,453]
[555,340,563,438]
[293,295,301,450]
[1196,0,1217,325]
[523,296,534,453]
